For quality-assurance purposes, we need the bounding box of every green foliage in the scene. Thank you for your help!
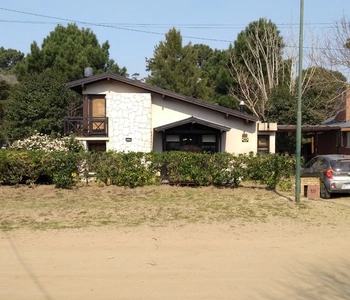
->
[0,150,297,190]
[210,153,247,187]
[146,30,237,107]
[88,151,156,188]
[267,59,347,127]
[3,69,81,140]
[146,28,214,102]
[0,47,24,71]
[0,79,12,142]
[15,24,126,81]
[245,152,296,189]
[0,150,25,185]
[194,46,238,108]
[267,85,296,124]
[233,18,284,62]
[49,151,82,188]
[301,67,347,124]
[164,151,212,186]
[0,150,51,186]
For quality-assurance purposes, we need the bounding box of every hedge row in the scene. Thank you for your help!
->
[0,150,297,189]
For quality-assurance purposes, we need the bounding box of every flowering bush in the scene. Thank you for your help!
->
[10,132,84,152]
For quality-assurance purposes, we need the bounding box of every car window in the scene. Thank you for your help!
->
[305,157,318,168]
[316,158,328,171]
[331,160,350,172]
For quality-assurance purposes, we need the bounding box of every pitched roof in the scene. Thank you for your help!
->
[66,73,259,123]
[154,116,231,132]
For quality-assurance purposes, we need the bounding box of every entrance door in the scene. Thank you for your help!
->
[180,135,201,152]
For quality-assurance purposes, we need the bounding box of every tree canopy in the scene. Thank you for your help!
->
[3,69,81,140]
[0,47,24,72]
[15,23,126,81]
[267,67,347,125]
[145,28,213,101]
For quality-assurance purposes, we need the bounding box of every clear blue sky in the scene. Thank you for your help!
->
[0,0,349,78]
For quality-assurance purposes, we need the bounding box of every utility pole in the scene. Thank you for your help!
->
[295,0,304,202]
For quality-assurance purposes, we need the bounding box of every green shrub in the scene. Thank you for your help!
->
[245,152,296,189]
[0,149,297,189]
[0,150,24,185]
[49,151,82,188]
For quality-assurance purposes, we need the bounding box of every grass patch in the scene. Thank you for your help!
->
[1,185,350,231]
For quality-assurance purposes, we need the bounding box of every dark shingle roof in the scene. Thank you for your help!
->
[66,73,259,123]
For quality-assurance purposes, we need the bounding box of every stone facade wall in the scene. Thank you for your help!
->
[106,93,152,152]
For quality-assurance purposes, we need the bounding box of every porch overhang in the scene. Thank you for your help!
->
[277,125,341,133]
[154,116,231,132]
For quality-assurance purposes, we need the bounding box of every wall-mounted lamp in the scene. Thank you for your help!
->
[239,101,245,113]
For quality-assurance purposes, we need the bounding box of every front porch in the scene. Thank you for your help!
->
[154,116,230,153]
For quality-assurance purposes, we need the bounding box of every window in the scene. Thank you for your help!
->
[257,135,270,153]
[347,132,350,148]
[91,97,106,133]
[164,134,218,153]
[165,135,180,151]
[88,141,106,152]
[316,158,328,171]
[202,135,216,154]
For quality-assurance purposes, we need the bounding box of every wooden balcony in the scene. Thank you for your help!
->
[64,117,108,137]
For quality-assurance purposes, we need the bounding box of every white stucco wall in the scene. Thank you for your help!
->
[151,94,258,154]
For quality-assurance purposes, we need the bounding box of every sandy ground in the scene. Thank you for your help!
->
[1,221,350,300]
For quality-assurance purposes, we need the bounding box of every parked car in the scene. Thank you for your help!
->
[301,154,350,198]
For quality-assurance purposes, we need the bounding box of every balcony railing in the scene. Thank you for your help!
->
[64,117,108,137]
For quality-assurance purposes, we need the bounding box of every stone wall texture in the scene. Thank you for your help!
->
[106,93,152,152]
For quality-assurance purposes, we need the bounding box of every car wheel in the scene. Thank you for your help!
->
[320,186,331,199]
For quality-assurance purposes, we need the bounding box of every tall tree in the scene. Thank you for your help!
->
[3,69,81,140]
[267,67,347,125]
[146,28,213,101]
[301,67,347,123]
[0,79,11,141]
[228,18,285,120]
[194,46,237,108]
[15,23,126,81]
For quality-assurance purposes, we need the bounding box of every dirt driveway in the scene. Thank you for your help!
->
[1,221,350,300]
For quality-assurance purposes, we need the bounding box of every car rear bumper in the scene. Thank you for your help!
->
[326,181,350,193]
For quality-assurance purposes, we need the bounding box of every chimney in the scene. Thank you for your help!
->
[345,85,350,122]
[84,67,94,78]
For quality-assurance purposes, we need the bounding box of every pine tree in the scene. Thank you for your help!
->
[15,24,126,81]
[146,28,213,101]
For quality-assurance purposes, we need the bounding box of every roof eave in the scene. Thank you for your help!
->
[66,73,259,122]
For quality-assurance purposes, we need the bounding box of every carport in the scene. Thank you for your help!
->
[277,125,342,160]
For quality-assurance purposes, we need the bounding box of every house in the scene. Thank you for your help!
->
[64,71,277,154]
[323,85,350,155]
[277,85,350,159]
